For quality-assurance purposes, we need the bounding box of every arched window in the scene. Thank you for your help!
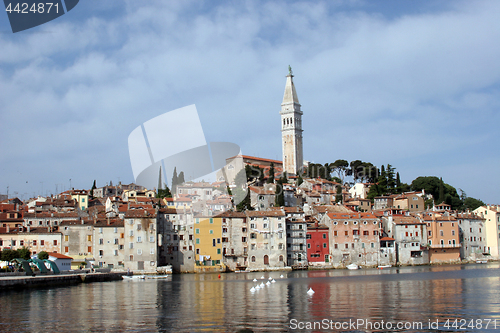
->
[264,255,269,265]
[251,256,256,262]
[279,255,284,262]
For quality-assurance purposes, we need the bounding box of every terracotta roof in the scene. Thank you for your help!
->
[380,237,395,241]
[326,212,378,219]
[48,252,73,259]
[246,210,285,217]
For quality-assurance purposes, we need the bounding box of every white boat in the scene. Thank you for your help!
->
[377,265,392,269]
[347,264,359,270]
[476,260,487,264]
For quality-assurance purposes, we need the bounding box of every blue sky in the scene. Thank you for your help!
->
[1,0,499,204]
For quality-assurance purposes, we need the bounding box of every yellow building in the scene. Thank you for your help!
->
[194,216,224,272]
[70,189,89,211]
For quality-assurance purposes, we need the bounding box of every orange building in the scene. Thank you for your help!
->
[423,214,461,263]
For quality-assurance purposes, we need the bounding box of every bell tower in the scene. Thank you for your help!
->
[280,66,303,176]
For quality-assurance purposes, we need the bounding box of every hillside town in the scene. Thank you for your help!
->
[1,68,498,274]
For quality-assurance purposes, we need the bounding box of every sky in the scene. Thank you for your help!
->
[0,0,499,204]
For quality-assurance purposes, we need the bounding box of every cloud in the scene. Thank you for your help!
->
[0,0,499,203]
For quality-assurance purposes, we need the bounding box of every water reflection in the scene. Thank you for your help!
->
[1,264,500,332]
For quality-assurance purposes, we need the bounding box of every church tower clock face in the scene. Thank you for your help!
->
[280,66,303,176]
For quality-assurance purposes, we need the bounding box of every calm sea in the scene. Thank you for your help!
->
[1,263,500,332]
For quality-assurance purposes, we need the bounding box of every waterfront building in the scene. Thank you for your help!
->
[323,212,381,267]
[158,208,195,273]
[194,216,224,272]
[306,221,330,266]
[455,212,487,261]
[60,219,94,268]
[47,252,73,271]
[0,226,62,255]
[219,211,248,272]
[93,218,125,269]
[421,214,460,264]
[473,205,500,259]
[123,209,158,272]
[246,210,287,270]
[286,213,308,268]
[380,210,428,265]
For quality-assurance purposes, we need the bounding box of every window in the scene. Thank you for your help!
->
[250,233,256,239]
[33,240,37,246]
[196,228,200,234]
[64,246,69,252]
[88,246,92,252]
[334,244,338,249]
[53,240,57,246]
[307,243,311,249]
[323,243,327,248]
[129,230,134,237]
[371,243,374,248]
[114,250,118,256]
[373,231,378,236]
[440,231,443,236]
[217,249,221,254]
[322,233,326,239]
[242,237,247,242]
[251,256,256,262]
[363,231,369,236]
[210,230,213,234]
[129,243,134,249]
[137,236,142,243]
[452,230,455,236]
[263,223,268,229]
[334,231,338,236]
[64,235,69,242]
[196,239,200,244]
[99,238,104,245]
[344,231,348,236]
[137,249,142,255]
[250,223,255,229]
[99,228,103,233]
[149,236,155,242]
[345,244,349,249]
[99,250,103,256]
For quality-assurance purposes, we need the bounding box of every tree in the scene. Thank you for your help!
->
[16,247,31,260]
[297,174,303,186]
[1,249,18,262]
[386,164,396,193]
[438,177,444,204]
[38,251,49,260]
[464,197,484,211]
[171,167,179,193]
[178,171,185,184]
[275,172,288,207]
[90,180,96,198]
[330,159,349,184]
[335,185,343,203]
[267,163,275,184]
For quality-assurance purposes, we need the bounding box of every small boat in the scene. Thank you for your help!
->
[377,265,392,269]
[476,260,487,264]
[347,264,359,270]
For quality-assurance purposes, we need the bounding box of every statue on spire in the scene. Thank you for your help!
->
[288,65,293,75]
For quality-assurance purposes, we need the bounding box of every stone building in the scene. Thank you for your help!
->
[455,212,487,261]
[322,212,381,267]
[246,210,287,270]
[280,66,303,176]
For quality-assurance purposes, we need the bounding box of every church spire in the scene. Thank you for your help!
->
[280,66,303,176]
[282,65,300,105]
